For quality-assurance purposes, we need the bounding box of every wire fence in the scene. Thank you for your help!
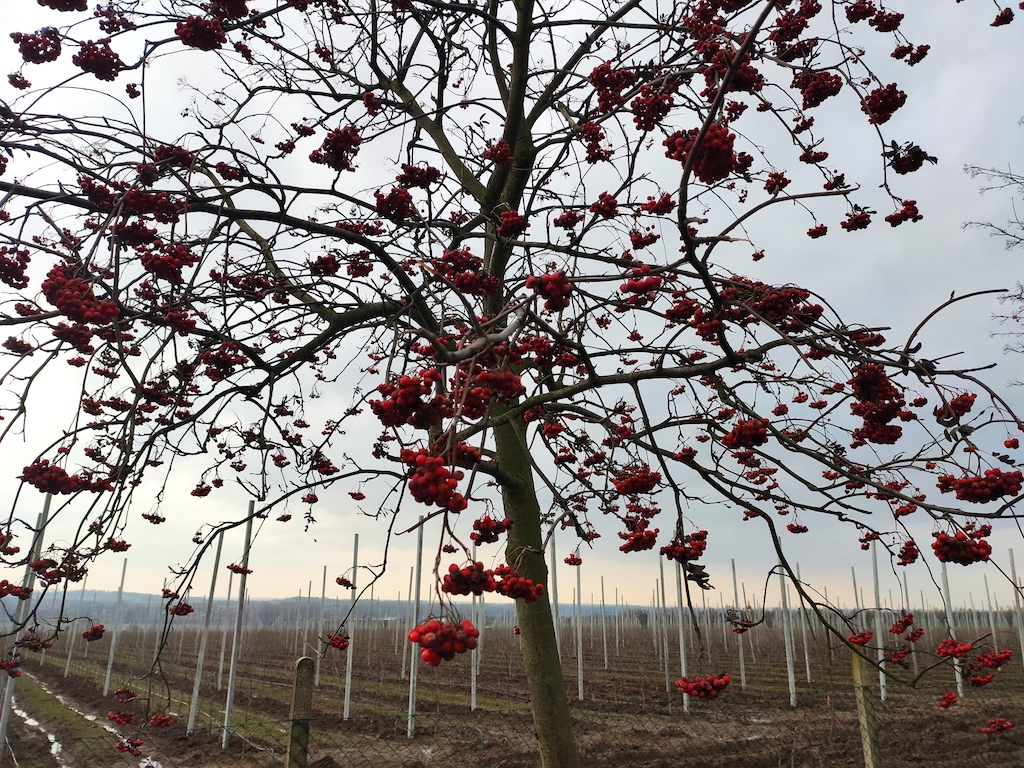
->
[6,677,1024,767]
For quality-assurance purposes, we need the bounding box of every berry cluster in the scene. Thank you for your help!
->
[0,247,30,290]
[889,613,914,635]
[589,192,618,219]
[11,29,62,64]
[861,83,907,125]
[482,140,514,167]
[660,530,708,563]
[564,553,583,566]
[141,245,200,284]
[41,263,120,324]
[975,649,1013,669]
[169,602,194,616]
[848,631,873,646]
[0,581,32,600]
[663,124,737,184]
[400,449,468,512]
[175,17,226,50]
[451,367,525,419]
[493,564,545,602]
[115,739,144,757]
[363,91,381,115]
[327,633,350,650]
[936,639,973,658]
[612,463,661,495]
[198,342,248,381]
[39,0,89,10]
[370,369,449,429]
[675,674,730,701]
[721,419,769,450]
[82,624,105,642]
[309,126,362,172]
[631,82,676,132]
[936,469,1023,503]
[938,691,958,709]
[589,62,637,113]
[18,628,53,652]
[432,248,499,296]
[442,562,497,595]
[931,530,992,565]
[884,200,923,227]
[553,210,585,229]
[619,264,663,307]
[108,711,135,726]
[470,515,511,544]
[72,39,123,80]
[497,210,528,238]
[21,460,112,494]
[150,715,174,727]
[374,187,416,221]
[791,71,843,109]
[0,658,21,678]
[408,618,479,666]
[981,718,1013,735]
[525,271,572,311]
[618,523,658,553]
[396,164,442,188]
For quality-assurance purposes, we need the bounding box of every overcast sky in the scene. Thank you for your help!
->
[2,3,1023,626]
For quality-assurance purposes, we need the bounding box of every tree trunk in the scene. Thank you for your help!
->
[494,408,579,768]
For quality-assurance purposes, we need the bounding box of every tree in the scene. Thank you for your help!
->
[1,1,1022,765]
[964,157,1024,360]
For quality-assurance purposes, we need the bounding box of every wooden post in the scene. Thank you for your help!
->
[851,652,882,768]
[287,657,315,768]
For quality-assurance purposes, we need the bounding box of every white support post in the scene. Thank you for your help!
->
[187,531,223,734]
[575,567,583,701]
[1009,549,1024,670]
[779,563,797,708]
[984,574,998,651]
[731,559,746,690]
[315,565,327,686]
[871,543,887,701]
[675,561,689,713]
[795,564,812,684]
[407,517,424,738]
[600,576,608,670]
[549,527,560,659]
[658,559,671,693]
[222,501,254,749]
[343,534,359,721]
[940,560,964,697]
[64,573,88,678]
[217,570,233,690]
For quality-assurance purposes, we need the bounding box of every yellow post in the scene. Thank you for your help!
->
[851,652,882,768]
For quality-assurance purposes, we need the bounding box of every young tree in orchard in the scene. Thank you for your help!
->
[1,0,1023,764]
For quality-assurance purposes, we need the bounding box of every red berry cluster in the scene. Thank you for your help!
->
[0,581,31,600]
[938,691,958,709]
[150,715,174,727]
[38,0,88,9]
[861,83,907,125]
[897,539,919,566]
[931,530,992,566]
[807,224,828,238]
[848,631,873,646]
[884,200,923,227]
[869,10,904,31]
[20,460,112,494]
[589,192,618,219]
[41,263,120,324]
[786,523,809,534]
[82,624,105,642]
[11,29,62,64]
[226,563,252,574]
[0,246,31,290]
[553,210,585,229]
[791,71,843,109]
[432,247,498,296]
[577,122,611,163]
[18,628,53,652]
[975,649,1013,669]
[470,515,511,544]
[631,82,676,132]
[370,369,449,429]
[493,565,545,602]
[482,140,514,167]
[982,717,1013,735]
[175,17,226,50]
[72,39,122,80]
[0,658,21,678]
[396,164,441,189]
[115,739,144,757]
[612,463,661,495]
[764,172,791,195]
[140,244,199,284]
[936,469,1023,503]
[889,613,914,635]
[327,632,350,650]
[991,8,1015,26]
[408,618,479,666]
[108,711,135,726]
[618,524,658,552]
[564,553,583,566]
[363,91,381,115]
[309,126,362,172]
[497,210,528,238]
[675,674,730,701]
[400,448,468,511]
[841,211,871,231]
[374,187,416,221]
[619,263,663,307]
[442,562,497,595]
[589,61,637,113]
[660,530,708,563]
[525,271,572,311]
[663,123,737,184]
[169,602,194,616]
[936,638,973,658]
[721,419,769,450]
